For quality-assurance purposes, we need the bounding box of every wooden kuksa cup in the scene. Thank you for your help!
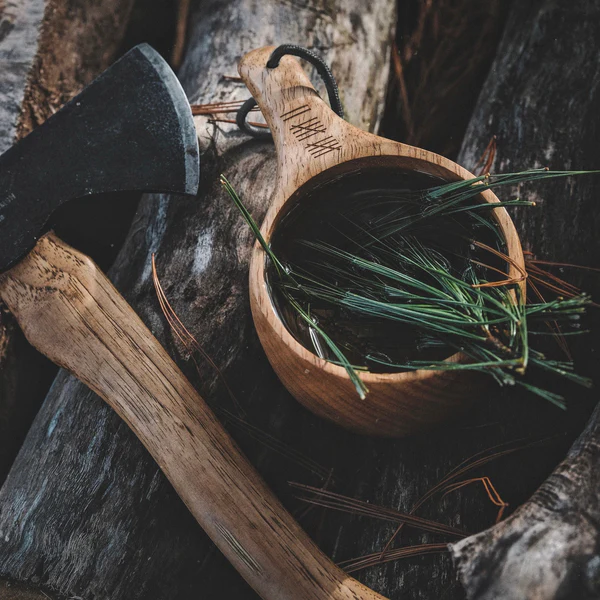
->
[239,46,525,437]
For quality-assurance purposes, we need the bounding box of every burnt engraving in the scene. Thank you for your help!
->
[281,104,341,158]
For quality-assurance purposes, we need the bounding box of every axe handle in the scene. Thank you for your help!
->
[0,233,386,600]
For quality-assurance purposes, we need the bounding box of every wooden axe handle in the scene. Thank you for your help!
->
[0,233,385,600]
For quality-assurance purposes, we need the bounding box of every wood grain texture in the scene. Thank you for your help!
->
[0,0,136,485]
[240,46,525,436]
[449,1,600,597]
[0,1,400,599]
[14,0,136,138]
[1,2,596,600]
[0,233,385,600]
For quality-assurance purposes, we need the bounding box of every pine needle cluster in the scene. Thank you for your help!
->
[222,169,594,407]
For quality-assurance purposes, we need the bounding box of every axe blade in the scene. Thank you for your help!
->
[0,44,199,272]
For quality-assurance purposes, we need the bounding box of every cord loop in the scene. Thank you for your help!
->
[236,44,344,139]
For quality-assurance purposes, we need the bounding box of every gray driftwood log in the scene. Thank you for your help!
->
[451,1,600,598]
[1,1,597,599]
[0,1,397,599]
[0,0,136,483]
[453,405,600,599]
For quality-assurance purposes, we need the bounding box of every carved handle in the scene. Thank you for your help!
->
[238,46,351,191]
[0,233,386,600]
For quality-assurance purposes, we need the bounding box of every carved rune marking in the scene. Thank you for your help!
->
[290,117,326,141]
[281,105,341,158]
[281,105,311,122]
[306,136,341,158]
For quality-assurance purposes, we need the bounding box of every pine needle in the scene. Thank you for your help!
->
[152,254,244,414]
[441,477,508,523]
[152,255,334,478]
[380,435,558,553]
[220,175,369,399]
[219,409,331,480]
[289,482,467,538]
[222,169,597,405]
[338,543,448,574]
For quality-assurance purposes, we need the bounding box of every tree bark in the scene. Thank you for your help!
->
[452,404,600,600]
[0,1,397,599]
[0,0,136,484]
[2,1,596,600]
[450,1,600,598]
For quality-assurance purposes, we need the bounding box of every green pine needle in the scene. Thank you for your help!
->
[221,174,369,399]
[222,169,596,406]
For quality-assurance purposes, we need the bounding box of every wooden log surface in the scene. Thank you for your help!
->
[0,0,136,484]
[450,1,600,598]
[0,1,597,600]
[453,404,600,599]
[0,1,398,599]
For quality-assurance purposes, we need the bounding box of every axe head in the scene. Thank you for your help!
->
[0,44,199,272]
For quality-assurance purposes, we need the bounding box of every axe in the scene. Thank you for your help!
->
[0,45,385,600]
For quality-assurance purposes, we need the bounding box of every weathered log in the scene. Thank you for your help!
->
[453,404,600,599]
[450,1,600,598]
[2,1,596,600]
[0,0,136,484]
[0,1,397,599]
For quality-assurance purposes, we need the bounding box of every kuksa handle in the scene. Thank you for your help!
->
[238,45,355,193]
[0,233,386,600]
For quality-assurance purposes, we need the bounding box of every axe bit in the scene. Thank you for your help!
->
[0,45,385,600]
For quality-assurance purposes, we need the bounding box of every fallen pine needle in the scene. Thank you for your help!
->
[152,256,334,479]
[152,253,242,414]
[441,476,508,523]
[338,543,448,574]
[379,435,557,555]
[290,482,467,538]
